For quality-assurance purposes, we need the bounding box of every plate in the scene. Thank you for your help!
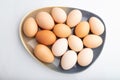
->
[19,7,106,73]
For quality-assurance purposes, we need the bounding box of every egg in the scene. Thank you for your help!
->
[34,44,54,63]
[23,17,38,37]
[53,24,71,37]
[51,7,67,23]
[68,35,83,52]
[61,50,77,70]
[35,30,56,45]
[75,21,90,38]
[89,17,104,35]
[52,38,68,57]
[83,34,103,48]
[67,9,82,27]
[36,12,54,30]
[78,48,93,66]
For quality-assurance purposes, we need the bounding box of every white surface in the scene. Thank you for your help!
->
[0,0,120,80]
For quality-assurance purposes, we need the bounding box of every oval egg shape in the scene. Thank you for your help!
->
[83,34,103,48]
[35,30,56,45]
[23,17,38,37]
[78,48,93,66]
[67,9,82,27]
[52,38,68,57]
[89,17,104,35]
[34,44,54,63]
[68,35,83,52]
[61,50,77,70]
[36,12,54,30]
[51,7,67,23]
[53,24,71,37]
[75,21,90,38]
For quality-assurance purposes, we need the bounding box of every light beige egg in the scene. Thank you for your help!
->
[89,17,104,35]
[78,48,93,66]
[23,17,38,37]
[34,44,54,63]
[68,35,83,52]
[53,24,71,37]
[52,38,68,57]
[83,34,103,48]
[51,7,67,23]
[67,9,82,27]
[75,21,90,38]
[61,50,77,70]
[36,12,54,30]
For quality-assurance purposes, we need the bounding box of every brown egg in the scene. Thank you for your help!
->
[53,24,71,37]
[75,21,90,38]
[36,12,55,30]
[83,34,103,48]
[23,17,38,37]
[34,44,54,63]
[35,30,56,45]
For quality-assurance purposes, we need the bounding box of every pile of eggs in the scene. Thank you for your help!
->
[23,7,104,70]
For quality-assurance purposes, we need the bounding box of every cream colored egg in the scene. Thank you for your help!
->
[52,38,68,57]
[83,34,103,48]
[51,7,67,23]
[34,44,54,63]
[68,35,83,52]
[67,9,82,27]
[75,21,90,38]
[36,12,54,30]
[78,48,93,66]
[61,50,77,70]
[89,17,104,35]
[53,24,71,37]
[23,17,38,37]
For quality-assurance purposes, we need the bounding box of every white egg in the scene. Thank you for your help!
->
[68,35,83,52]
[78,48,93,66]
[61,50,77,70]
[67,9,82,27]
[52,38,68,57]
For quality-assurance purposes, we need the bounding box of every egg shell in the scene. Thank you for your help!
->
[51,7,67,23]
[68,35,83,52]
[52,38,68,57]
[35,30,56,45]
[89,17,104,35]
[78,48,93,66]
[75,21,90,38]
[61,50,77,70]
[23,17,38,37]
[36,12,54,30]
[53,24,71,38]
[83,34,103,48]
[67,9,82,27]
[34,44,54,63]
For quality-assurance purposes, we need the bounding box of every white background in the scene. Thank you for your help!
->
[0,0,120,80]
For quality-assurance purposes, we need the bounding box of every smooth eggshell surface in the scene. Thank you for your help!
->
[53,24,71,38]
[78,48,93,66]
[68,35,83,52]
[34,44,54,63]
[75,21,90,38]
[52,38,68,57]
[61,50,77,70]
[35,30,56,45]
[83,34,103,48]
[51,7,67,23]
[36,12,54,30]
[89,17,104,35]
[23,17,38,37]
[67,9,82,27]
